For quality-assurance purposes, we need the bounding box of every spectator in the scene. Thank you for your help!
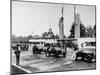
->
[14,45,21,65]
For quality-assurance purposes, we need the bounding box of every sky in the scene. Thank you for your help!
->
[12,1,95,37]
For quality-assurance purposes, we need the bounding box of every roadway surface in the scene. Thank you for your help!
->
[11,47,96,73]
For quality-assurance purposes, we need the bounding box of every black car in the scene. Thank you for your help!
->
[32,45,45,54]
[45,46,66,57]
[71,49,96,62]
[20,45,29,51]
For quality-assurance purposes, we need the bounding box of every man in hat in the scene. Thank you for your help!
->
[14,44,21,65]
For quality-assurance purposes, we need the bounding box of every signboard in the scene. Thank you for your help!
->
[77,38,96,49]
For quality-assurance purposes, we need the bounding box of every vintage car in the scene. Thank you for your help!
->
[11,45,18,50]
[32,45,45,54]
[11,43,20,50]
[71,49,96,62]
[20,45,29,51]
[45,46,66,57]
[38,46,48,53]
[71,38,96,63]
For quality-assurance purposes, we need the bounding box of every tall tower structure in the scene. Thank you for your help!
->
[58,5,64,48]
[59,5,64,39]
[74,5,80,38]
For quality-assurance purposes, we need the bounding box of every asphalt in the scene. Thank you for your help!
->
[11,47,96,73]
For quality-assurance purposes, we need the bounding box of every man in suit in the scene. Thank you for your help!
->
[14,44,21,65]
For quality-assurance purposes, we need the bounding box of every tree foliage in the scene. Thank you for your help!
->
[80,23,86,37]
[42,32,48,38]
[85,25,96,37]
[68,23,86,38]
[93,25,96,37]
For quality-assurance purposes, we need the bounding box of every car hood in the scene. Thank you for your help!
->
[79,49,95,54]
[54,47,64,51]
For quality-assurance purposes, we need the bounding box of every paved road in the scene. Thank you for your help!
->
[11,48,96,73]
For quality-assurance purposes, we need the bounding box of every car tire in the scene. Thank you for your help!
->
[86,56,92,62]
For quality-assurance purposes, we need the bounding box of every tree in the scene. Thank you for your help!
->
[54,34,59,39]
[12,34,17,42]
[85,25,94,37]
[68,23,86,38]
[42,32,48,38]
[93,25,96,37]
[68,23,75,38]
[26,35,33,40]
[80,23,86,37]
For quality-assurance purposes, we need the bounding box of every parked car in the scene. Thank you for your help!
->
[45,46,66,57]
[71,49,96,62]
[20,45,29,51]
[32,45,44,54]
[11,45,18,50]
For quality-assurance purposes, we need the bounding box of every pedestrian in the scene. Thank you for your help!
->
[32,44,37,54]
[64,44,67,53]
[14,45,21,65]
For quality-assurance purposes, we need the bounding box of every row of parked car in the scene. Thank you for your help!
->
[32,43,96,63]
[32,43,67,57]
[11,42,96,63]
[11,44,29,51]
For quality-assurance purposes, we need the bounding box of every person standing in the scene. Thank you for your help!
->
[14,45,21,65]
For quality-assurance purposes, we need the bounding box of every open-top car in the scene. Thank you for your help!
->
[71,38,96,63]
[45,44,66,57]
[71,49,96,62]
[20,45,29,51]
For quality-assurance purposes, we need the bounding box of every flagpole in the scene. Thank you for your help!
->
[74,4,76,24]
[62,4,63,17]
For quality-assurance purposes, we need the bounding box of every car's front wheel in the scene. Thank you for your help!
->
[85,55,92,62]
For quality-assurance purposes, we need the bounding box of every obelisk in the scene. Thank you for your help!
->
[74,5,80,38]
[59,5,64,47]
